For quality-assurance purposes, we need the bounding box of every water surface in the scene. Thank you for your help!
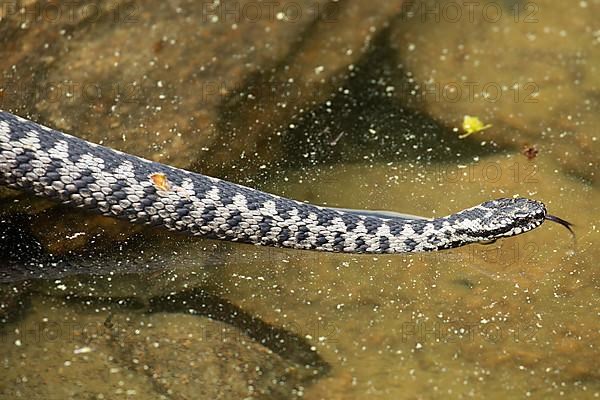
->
[0,0,598,399]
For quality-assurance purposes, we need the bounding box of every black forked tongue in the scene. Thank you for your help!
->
[545,214,575,237]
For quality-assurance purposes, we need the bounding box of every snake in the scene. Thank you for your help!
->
[0,111,572,254]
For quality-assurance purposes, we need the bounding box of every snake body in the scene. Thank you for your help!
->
[0,111,550,253]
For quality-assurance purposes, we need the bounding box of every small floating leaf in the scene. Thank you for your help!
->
[150,172,171,191]
[459,115,492,139]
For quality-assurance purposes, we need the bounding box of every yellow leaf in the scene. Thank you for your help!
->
[459,115,492,139]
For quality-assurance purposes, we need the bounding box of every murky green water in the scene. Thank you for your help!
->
[1,0,599,399]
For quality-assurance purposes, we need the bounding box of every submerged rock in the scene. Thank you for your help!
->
[0,293,327,399]
[0,0,408,253]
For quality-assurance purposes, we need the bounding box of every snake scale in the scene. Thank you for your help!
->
[0,111,570,254]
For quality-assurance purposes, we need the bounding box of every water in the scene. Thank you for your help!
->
[1,0,599,399]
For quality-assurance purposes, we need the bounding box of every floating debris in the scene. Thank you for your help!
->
[459,115,492,139]
[150,172,172,191]
[73,346,93,355]
[522,144,539,160]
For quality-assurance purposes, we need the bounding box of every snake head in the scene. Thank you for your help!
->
[475,197,574,241]
[475,197,548,239]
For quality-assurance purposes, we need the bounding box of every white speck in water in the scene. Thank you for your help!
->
[73,346,92,354]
